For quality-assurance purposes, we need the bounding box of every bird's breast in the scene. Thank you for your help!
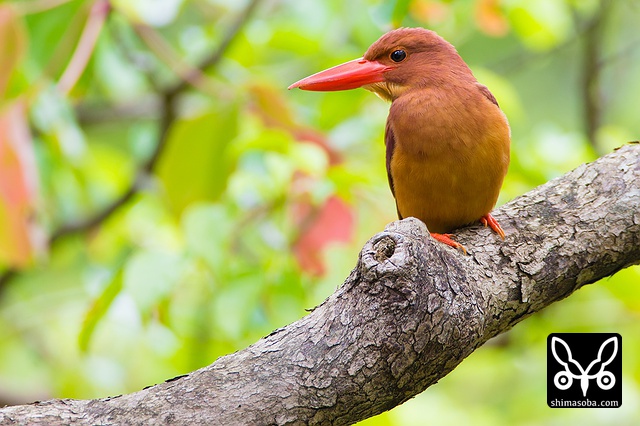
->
[387,87,510,233]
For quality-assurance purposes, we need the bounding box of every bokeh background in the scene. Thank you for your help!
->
[1,0,639,424]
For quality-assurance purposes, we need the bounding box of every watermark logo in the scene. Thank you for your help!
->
[547,333,621,408]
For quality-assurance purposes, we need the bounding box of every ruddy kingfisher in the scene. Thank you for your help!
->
[289,28,510,252]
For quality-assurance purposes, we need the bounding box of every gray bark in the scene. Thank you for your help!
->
[1,143,639,425]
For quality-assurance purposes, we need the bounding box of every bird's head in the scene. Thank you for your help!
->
[289,28,469,102]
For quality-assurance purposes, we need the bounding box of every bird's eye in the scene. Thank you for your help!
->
[390,50,406,62]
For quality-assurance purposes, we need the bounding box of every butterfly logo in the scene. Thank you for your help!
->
[551,336,618,397]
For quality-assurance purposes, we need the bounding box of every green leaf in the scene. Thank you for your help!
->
[507,1,571,50]
[157,105,239,215]
[391,0,411,27]
[182,203,230,272]
[78,265,125,352]
[0,5,25,102]
[122,250,183,316]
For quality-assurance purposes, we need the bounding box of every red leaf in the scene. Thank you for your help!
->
[409,1,451,25]
[0,101,41,267]
[293,195,354,276]
[475,0,509,37]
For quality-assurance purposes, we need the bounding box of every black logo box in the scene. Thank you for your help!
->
[547,333,622,408]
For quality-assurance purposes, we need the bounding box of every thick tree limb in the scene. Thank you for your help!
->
[1,143,639,424]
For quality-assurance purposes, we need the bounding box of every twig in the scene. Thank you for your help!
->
[133,24,219,97]
[52,0,261,241]
[0,270,16,294]
[490,5,602,75]
[165,0,261,98]
[75,98,159,124]
[57,0,111,95]
[582,0,613,152]
[12,0,73,15]
[0,0,262,295]
[49,93,176,244]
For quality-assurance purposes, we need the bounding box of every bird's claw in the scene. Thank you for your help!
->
[431,214,504,254]
[480,213,505,239]
[430,233,467,255]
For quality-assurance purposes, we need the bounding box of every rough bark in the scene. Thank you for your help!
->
[1,143,639,425]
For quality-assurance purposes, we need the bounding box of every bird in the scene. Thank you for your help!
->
[289,27,510,252]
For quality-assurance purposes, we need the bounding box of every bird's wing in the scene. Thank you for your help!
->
[384,121,403,219]
[476,83,499,107]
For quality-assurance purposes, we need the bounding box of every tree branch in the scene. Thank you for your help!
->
[1,143,638,424]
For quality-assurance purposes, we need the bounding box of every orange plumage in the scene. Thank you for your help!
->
[290,28,510,251]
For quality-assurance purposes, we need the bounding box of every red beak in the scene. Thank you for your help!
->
[288,58,393,91]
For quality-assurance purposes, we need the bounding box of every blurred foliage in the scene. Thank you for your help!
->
[0,0,639,423]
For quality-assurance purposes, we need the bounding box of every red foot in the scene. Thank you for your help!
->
[430,233,467,255]
[480,213,505,239]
